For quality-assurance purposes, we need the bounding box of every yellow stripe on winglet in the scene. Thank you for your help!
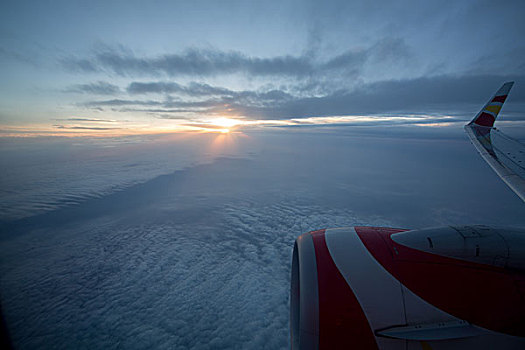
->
[485,104,502,115]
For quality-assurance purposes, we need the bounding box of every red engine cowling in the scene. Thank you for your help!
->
[290,226,525,350]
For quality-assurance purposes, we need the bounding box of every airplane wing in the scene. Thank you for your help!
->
[464,82,525,202]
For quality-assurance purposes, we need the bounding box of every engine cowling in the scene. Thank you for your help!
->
[290,226,525,349]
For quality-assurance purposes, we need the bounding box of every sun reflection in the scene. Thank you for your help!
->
[206,127,248,156]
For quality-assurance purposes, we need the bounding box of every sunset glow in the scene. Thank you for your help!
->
[0,113,471,138]
[209,117,242,129]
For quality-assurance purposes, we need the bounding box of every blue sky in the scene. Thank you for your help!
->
[1,0,524,135]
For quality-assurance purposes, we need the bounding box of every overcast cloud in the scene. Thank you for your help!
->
[61,37,409,79]
[77,74,525,121]
[2,131,524,348]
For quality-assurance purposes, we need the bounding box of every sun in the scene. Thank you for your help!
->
[210,117,240,129]
[220,128,230,133]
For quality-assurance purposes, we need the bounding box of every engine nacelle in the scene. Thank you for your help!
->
[290,226,525,349]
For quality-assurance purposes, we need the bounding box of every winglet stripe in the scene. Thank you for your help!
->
[492,95,508,103]
[469,82,514,127]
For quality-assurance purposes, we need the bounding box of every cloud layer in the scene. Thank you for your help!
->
[62,38,410,79]
[64,81,121,95]
[55,39,525,126]
[2,132,525,348]
[78,74,525,122]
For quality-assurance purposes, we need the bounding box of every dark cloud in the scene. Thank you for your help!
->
[84,82,294,116]
[270,116,465,129]
[62,38,410,79]
[119,108,203,115]
[63,47,310,77]
[53,125,121,130]
[265,74,525,119]
[63,39,525,125]
[127,81,232,96]
[64,81,120,95]
[218,74,525,120]
[127,81,293,106]
[54,118,117,122]
[81,99,163,107]
[82,74,525,124]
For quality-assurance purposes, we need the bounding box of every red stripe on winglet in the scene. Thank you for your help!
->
[311,230,378,349]
[474,112,496,127]
[492,95,507,103]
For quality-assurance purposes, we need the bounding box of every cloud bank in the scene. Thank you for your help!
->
[2,132,525,348]
[62,38,410,79]
[64,81,121,95]
[56,38,525,126]
[79,74,525,122]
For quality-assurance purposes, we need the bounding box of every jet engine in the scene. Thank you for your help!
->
[290,226,525,349]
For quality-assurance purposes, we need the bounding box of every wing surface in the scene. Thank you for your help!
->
[465,82,525,202]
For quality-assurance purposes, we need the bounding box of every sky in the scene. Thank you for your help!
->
[2,1,525,349]
[1,0,525,135]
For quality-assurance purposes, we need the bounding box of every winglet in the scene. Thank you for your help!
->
[468,82,514,127]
